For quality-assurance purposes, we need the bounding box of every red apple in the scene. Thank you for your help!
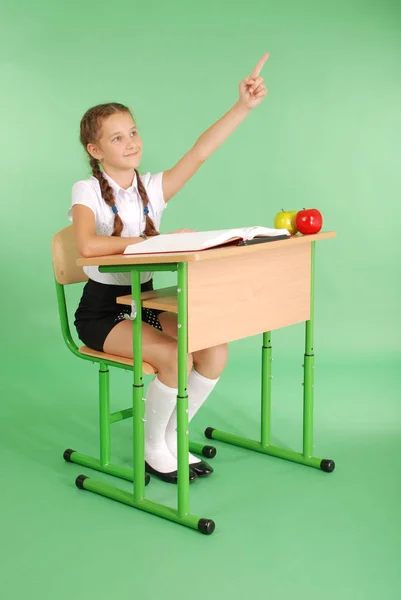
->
[295,208,323,235]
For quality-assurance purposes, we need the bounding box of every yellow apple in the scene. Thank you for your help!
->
[274,209,298,235]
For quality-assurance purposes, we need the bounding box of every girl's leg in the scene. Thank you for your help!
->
[158,313,228,466]
[103,318,193,388]
[157,312,229,378]
[103,319,194,478]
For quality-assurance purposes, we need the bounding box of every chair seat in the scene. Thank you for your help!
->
[78,346,157,375]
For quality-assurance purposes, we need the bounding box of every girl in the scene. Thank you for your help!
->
[68,53,269,484]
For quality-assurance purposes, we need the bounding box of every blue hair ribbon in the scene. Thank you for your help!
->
[144,205,149,216]
[111,205,118,214]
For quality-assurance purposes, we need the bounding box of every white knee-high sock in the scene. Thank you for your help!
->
[145,375,179,473]
[165,368,220,463]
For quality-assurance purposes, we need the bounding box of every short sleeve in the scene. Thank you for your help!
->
[140,171,167,216]
[67,181,98,222]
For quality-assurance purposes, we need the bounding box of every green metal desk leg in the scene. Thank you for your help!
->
[188,441,217,459]
[303,242,315,459]
[75,266,215,534]
[261,331,272,448]
[302,242,334,471]
[131,270,146,502]
[205,241,335,473]
[176,262,215,533]
[177,262,190,518]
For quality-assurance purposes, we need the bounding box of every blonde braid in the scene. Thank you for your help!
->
[135,168,160,237]
[90,157,123,237]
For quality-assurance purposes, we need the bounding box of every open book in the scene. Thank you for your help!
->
[123,226,290,255]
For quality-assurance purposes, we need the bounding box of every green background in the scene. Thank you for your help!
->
[1,0,400,598]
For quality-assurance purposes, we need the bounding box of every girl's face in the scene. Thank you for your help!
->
[87,111,143,171]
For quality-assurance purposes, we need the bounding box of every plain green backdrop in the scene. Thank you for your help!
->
[1,0,400,599]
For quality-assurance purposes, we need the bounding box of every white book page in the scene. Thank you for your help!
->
[123,229,246,254]
[242,226,290,239]
[123,227,289,255]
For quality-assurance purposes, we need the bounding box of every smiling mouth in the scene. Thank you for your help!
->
[125,152,139,157]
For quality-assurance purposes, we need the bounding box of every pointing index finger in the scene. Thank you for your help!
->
[250,52,269,78]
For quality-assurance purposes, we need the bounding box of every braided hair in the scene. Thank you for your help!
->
[80,102,159,237]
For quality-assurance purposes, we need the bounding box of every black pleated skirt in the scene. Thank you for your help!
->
[74,278,165,352]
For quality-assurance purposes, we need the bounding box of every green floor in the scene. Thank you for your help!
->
[2,337,400,600]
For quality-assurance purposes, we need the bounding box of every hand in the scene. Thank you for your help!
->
[166,228,197,234]
[238,53,269,110]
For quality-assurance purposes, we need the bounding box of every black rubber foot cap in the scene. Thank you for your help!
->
[320,459,335,473]
[204,427,215,440]
[202,445,217,459]
[145,473,151,486]
[198,518,215,535]
[75,475,89,489]
[63,449,76,462]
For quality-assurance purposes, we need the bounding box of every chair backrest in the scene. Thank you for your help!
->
[51,225,88,285]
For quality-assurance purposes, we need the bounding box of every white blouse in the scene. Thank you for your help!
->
[68,170,167,286]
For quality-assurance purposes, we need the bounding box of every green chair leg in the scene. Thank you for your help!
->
[63,360,151,485]
[63,448,151,484]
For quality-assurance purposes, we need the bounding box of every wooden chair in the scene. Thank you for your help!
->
[51,225,157,373]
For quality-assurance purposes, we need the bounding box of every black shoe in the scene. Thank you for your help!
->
[145,462,198,484]
[190,460,214,478]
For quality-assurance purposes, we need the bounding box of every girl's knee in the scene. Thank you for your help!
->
[216,343,229,370]
[156,341,193,384]
[193,343,229,376]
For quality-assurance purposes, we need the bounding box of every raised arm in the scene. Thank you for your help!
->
[162,53,269,203]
